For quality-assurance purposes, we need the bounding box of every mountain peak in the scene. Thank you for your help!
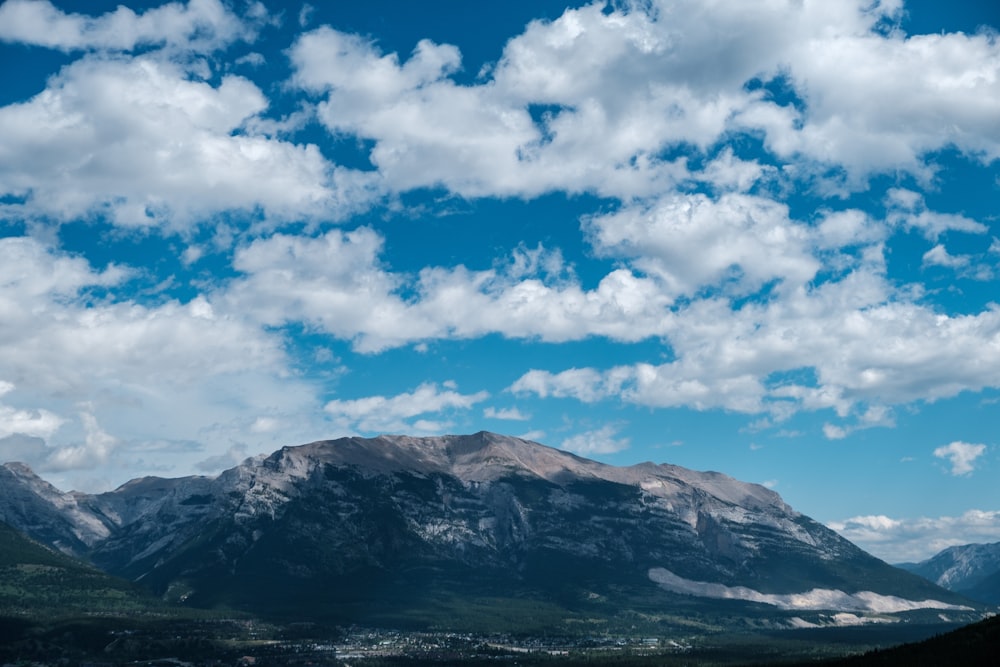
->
[253,433,788,517]
[270,432,602,484]
[2,460,40,479]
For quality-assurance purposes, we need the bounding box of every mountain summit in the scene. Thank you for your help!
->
[0,433,978,630]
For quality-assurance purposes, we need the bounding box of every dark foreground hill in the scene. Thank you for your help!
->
[802,613,1000,666]
[0,432,983,635]
[0,519,158,617]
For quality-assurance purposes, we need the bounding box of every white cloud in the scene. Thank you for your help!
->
[0,0,258,53]
[510,253,1000,420]
[287,4,758,199]
[223,229,674,352]
[285,0,1000,201]
[830,510,1000,563]
[560,425,630,456]
[886,189,987,239]
[298,4,314,28]
[484,406,529,421]
[739,20,1000,179]
[586,193,819,299]
[821,405,895,440]
[922,244,969,270]
[822,424,848,440]
[324,382,489,434]
[814,209,886,250]
[0,382,63,440]
[934,441,987,476]
[518,429,547,443]
[0,55,376,230]
[509,367,627,404]
[0,236,335,488]
[4,0,994,237]
[43,411,118,472]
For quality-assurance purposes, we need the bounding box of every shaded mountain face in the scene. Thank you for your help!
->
[899,542,1000,605]
[0,433,979,629]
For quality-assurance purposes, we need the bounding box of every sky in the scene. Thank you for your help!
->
[0,0,999,563]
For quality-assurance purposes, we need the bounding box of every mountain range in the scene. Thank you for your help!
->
[899,542,1000,605]
[0,432,982,632]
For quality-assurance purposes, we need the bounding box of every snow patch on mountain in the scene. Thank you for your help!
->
[648,567,973,613]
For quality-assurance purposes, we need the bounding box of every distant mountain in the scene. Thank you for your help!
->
[0,433,982,632]
[898,542,1000,605]
[0,462,112,556]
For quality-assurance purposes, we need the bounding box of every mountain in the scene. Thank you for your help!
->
[898,542,1000,605]
[0,433,982,632]
[0,462,112,557]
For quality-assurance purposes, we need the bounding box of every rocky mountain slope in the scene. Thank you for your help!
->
[898,542,1000,605]
[0,432,980,630]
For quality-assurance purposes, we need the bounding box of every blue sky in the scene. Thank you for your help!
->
[1,0,999,563]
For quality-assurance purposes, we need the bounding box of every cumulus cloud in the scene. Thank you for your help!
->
[0,382,63,440]
[223,229,673,352]
[0,55,376,230]
[0,0,260,53]
[0,237,284,394]
[586,193,818,299]
[287,1,801,198]
[285,0,1000,200]
[830,510,1000,563]
[324,382,489,434]
[0,236,334,488]
[44,411,118,472]
[510,255,1000,420]
[934,441,987,476]
[922,244,969,270]
[509,367,628,404]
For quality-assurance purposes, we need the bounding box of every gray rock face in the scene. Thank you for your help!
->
[0,462,112,555]
[0,432,971,622]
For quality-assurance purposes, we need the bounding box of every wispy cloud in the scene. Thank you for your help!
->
[560,425,630,456]
[934,441,987,476]
[324,382,488,434]
[484,406,529,421]
[830,511,1000,563]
